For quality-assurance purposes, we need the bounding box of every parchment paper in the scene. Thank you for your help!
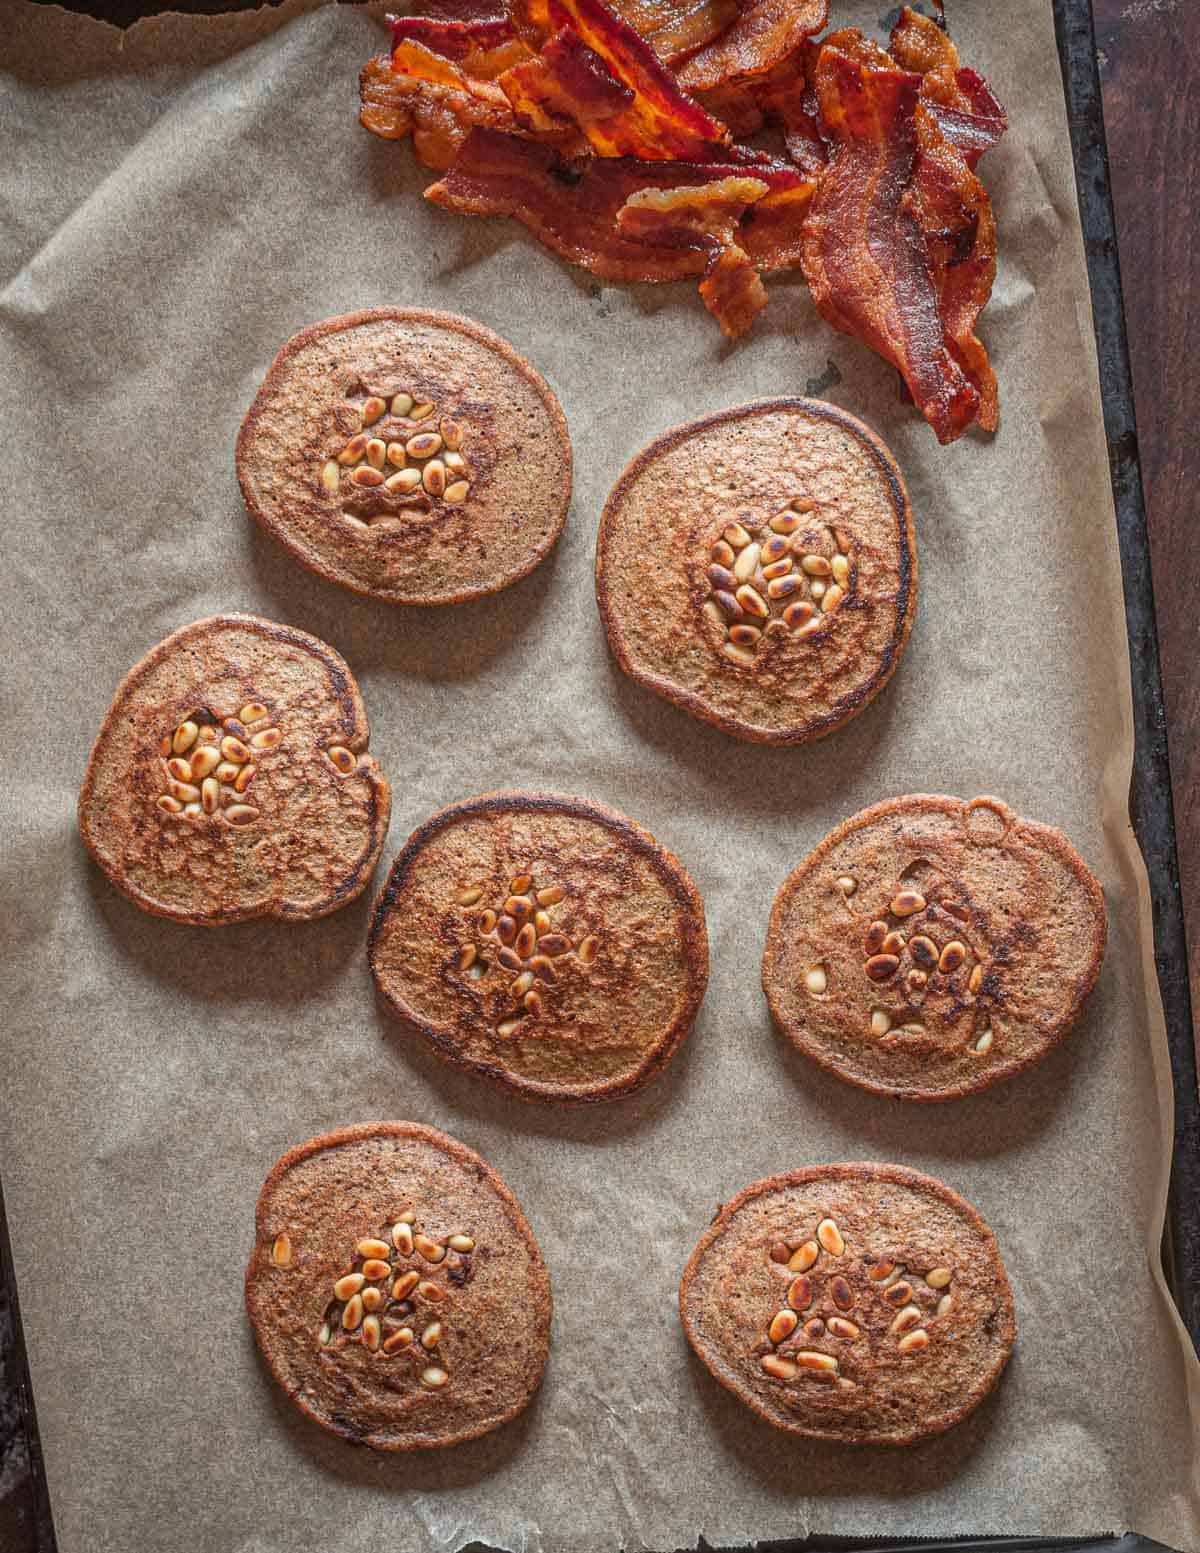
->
[2,0,1198,1548]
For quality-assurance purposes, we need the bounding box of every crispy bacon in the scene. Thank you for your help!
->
[362,0,1006,441]
[889,7,1006,164]
[609,0,740,63]
[617,177,772,333]
[388,14,533,78]
[800,44,981,442]
[360,53,520,170]
[674,0,827,92]
[904,98,998,428]
[428,128,810,296]
[499,0,734,158]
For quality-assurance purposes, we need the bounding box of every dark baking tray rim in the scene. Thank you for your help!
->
[3,0,1197,1549]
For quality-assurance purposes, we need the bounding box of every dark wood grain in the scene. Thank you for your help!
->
[0,4,1196,1546]
[1092,0,1200,1061]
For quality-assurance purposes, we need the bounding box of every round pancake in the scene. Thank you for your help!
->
[245,1122,551,1450]
[679,1162,1016,1445]
[595,398,916,743]
[236,308,572,605]
[762,794,1107,1100]
[79,614,390,924]
[368,790,708,1102]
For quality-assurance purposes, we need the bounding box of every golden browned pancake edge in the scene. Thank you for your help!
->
[78,614,390,924]
[236,307,572,606]
[679,1162,1016,1445]
[367,789,709,1103]
[595,397,917,744]
[762,794,1107,1100]
[245,1121,552,1450]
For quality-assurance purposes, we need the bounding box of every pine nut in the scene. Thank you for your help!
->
[761,1354,797,1380]
[271,1235,292,1266]
[897,1329,929,1353]
[788,1241,819,1273]
[342,1294,364,1331]
[172,721,199,755]
[891,890,926,917]
[769,1309,798,1343]
[392,1270,419,1299]
[817,1218,844,1256]
[889,1304,922,1334]
[795,1351,838,1372]
[338,434,368,465]
[390,392,414,417]
[421,1366,449,1387]
[926,1267,952,1289]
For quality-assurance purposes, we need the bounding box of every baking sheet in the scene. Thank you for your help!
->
[1,0,1198,1547]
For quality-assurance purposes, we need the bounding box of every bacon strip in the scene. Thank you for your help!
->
[427,127,810,289]
[889,7,1006,164]
[617,176,772,334]
[608,0,740,63]
[512,0,733,157]
[388,14,533,78]
[904,98,998,428]
[360,52,520,170]
[674,0,827,92]
[800,44,981,442]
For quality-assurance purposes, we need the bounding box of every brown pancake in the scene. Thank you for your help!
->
[236,308,572,605]
[679,1162,1016,1445]
[762,795,1107,1100]
[78,615,390,924]
[245,1122,551,1450]
[595,398,917,744]
[368,790,708,1103]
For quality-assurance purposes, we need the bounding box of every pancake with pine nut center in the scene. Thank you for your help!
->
[679,1163,1016,1445]
[236,308,572,605]
[246,1122,551,1450]
[368,790,708,1103]
[78,614,390,924]
[595,399,917,744]
[762,795,1106,1101]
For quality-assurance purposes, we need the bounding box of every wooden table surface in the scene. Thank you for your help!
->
[1,2,1196,1546]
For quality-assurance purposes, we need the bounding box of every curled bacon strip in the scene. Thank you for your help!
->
[889,7,1006,165]
[617,176,772,334]
[499,0,733,158]
[388,14,534,78]
[608,0,740,63]
[427,127,810,300]
[674,0,827,92]
[360,52,520,170]
[800,44,982,442]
